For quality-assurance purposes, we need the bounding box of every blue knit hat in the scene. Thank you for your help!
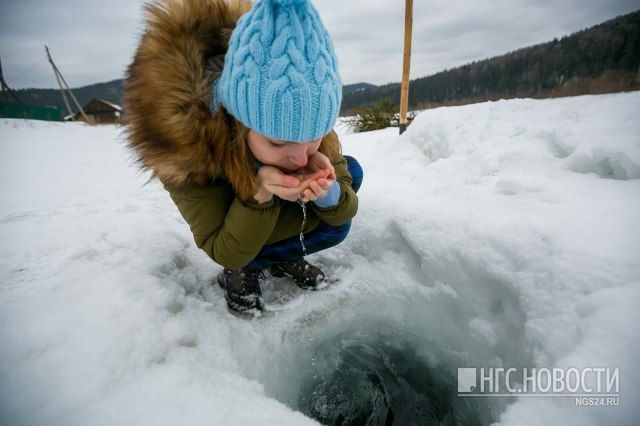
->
[214,0,342,142]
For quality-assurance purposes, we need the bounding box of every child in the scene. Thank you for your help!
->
[124,0,362,313]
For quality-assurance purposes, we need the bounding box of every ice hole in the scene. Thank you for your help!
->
[293,328,493,425]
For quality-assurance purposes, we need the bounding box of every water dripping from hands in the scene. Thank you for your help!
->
[297,195,308,256]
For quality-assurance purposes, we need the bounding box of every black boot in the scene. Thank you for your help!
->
[218,266,264,313]
[269,258,328,290]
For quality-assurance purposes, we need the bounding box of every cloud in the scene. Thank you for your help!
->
[317,0,639,84]
[1,0,144,89]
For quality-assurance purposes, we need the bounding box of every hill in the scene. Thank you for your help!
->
[342,82,378,96]
[0,80,371,115]
[341,10,640,112]
[0,80,124,114]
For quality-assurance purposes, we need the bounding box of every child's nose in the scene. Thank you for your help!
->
[288,145,308,167]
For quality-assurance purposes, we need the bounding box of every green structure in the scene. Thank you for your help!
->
[0,103,63,121]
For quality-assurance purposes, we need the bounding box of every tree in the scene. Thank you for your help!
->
[343,99,415,133]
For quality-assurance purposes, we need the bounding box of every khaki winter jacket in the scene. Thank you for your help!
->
[123,0,358,270]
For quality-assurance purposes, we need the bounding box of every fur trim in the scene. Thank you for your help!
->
[123,0,252,188]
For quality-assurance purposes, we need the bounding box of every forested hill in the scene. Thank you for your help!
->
[3,10,639,114]
[1,80,124,115]
[341,10,640,112]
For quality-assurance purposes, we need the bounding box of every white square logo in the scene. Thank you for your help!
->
[458,368,477,393]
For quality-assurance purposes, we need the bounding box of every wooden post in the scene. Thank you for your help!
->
[45,46,92,124]
[399,0,413,135]
[50,58,74,118]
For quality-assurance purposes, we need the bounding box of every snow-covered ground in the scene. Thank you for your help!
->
[1,92,639,425]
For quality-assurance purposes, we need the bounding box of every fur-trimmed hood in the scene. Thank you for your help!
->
[123,0,252,188]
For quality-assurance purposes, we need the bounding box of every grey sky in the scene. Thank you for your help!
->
[1,0,638,90]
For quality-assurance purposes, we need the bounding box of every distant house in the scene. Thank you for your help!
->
[71,98,122,124]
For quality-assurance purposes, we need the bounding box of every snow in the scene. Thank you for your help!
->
[1,92,639,425]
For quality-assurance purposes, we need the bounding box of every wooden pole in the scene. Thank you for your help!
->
[45,46,92,123]
[52,62,74,118]
[399,0,413,135]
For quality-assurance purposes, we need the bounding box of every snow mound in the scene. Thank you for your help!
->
[407,95,640,180]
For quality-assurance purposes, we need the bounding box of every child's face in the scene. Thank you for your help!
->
[247,130,322,173]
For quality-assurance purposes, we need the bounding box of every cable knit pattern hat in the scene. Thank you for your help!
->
[214,0,342,142]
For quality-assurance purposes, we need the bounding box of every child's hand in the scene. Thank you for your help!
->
[254,152,337,203]
[299,175,333,203]
[255,166,303,203]
[290,152,336,202]
[305,152,336,180]
[255,166,326,203]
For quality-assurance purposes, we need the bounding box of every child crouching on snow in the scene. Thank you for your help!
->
[123,0,362,314]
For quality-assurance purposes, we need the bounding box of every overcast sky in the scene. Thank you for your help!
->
[1,0,638,90]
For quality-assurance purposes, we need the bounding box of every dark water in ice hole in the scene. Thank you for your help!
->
[293,330,492,426]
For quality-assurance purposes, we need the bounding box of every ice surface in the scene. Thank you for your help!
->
[1,93,639,425]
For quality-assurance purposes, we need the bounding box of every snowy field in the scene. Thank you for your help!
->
[1,92,639,425]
